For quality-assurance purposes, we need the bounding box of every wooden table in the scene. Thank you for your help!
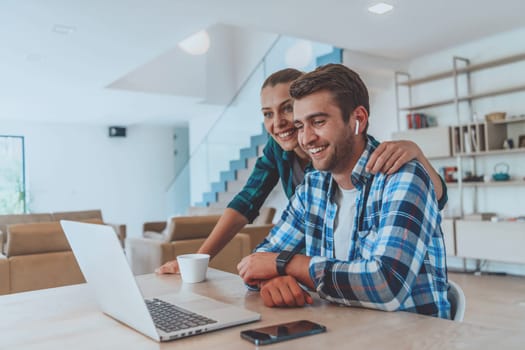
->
[1,269,523,349]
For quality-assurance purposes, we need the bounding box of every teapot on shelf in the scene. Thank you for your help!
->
[492,162,510,181]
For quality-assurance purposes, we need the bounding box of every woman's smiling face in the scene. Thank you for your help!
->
[261,82,299,152]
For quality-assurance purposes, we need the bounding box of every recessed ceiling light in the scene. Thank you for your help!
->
[52,24,76,35]
[178,30,210,55]
[368,2,394,15]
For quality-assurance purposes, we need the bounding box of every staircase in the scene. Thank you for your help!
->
[198,126,268,207]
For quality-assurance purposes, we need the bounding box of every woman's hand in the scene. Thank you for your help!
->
[366,140,422,175]
[155,259,179,274]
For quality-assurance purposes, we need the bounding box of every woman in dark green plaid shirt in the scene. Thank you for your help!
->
[157,68,447,274]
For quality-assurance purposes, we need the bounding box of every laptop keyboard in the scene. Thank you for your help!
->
[145,298,217,333]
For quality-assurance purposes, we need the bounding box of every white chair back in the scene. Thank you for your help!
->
[447,279,466,322]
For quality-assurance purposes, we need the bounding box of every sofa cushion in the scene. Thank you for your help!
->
[238,224,274,251]
[0,255,9,295]
[52,209,103,222]
[5,222,71,256]
[166,215,221,241]
[253,207,276,225]
[0,213,54,252]
[9,251,85,293]
[187,206,276,225]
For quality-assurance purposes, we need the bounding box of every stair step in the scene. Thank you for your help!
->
[219,169,236,182]
[208,202,227,209]
[217,191,236,203]
[211,181,226,193]
[202,192,217,204]
[247,157,257,170]
[236,168,251,182]
[226,180,245,193]
[250,133,268,147]
[240,146,258,160]
[230,158,247,171]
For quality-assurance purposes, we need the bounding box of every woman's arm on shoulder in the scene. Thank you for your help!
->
[365,140,446,208]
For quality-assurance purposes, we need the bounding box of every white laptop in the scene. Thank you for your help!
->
[60,220,260,342]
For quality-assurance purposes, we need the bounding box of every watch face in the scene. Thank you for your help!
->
[276,251,296,275]
[277,250,294,263]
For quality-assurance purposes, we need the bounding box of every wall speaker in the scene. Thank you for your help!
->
[108,126,126,137]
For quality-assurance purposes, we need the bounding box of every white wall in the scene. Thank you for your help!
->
[0,121,176,238]
[342,50,406,141]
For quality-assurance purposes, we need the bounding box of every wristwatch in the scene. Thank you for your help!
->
[276,250,296,276]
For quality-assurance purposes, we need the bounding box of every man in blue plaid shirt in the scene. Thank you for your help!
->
[237,64,450,319]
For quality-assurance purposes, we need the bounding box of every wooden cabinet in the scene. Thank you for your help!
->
[455,220,525,264]
[392,126,452,158]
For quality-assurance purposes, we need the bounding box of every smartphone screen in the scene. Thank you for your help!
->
[240,320,326,345]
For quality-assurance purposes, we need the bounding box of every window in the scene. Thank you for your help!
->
[0,136,26,214]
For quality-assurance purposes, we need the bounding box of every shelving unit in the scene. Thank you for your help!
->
[393,53,525,266]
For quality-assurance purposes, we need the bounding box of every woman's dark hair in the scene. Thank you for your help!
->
[261,68,304,90]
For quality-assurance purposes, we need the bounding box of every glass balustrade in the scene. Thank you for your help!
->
[167,36,335,215]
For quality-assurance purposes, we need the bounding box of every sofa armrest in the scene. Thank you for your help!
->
[239,224,274,252]
[0,253,9,295]
[0,230,4,255]
[126,237,171,275]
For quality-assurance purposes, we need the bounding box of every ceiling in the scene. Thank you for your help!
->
[1,0,525,126]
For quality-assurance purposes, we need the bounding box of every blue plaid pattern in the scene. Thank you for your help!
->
[255,135,450,319]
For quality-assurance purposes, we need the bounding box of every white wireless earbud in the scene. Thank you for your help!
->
[355,120,360,135]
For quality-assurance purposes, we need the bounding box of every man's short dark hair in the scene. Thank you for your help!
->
[262,68,304,90]
[289,64,370,123]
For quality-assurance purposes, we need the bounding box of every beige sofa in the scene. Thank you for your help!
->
[127,215,273,275]
[0,221,87,295]
[0,209,126,253]
[187,206,276,226]
[0,254,8,295]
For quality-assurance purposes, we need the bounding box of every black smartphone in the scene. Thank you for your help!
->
[240,320,326,345]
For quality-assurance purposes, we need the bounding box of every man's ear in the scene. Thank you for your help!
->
[352,106,369,133]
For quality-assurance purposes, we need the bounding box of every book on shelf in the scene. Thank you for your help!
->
[406,113,429,129]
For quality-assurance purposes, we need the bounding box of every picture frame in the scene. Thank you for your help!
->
[520,135,525,148]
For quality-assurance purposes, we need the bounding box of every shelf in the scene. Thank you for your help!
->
[455,147,525,157]
[491,116,525,125]
[446,180,525,188]
[398,53,525,87]
[400,84,525,112]
[460,84,525,102]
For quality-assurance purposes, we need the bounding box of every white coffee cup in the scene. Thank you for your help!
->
[176,253,210,283]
